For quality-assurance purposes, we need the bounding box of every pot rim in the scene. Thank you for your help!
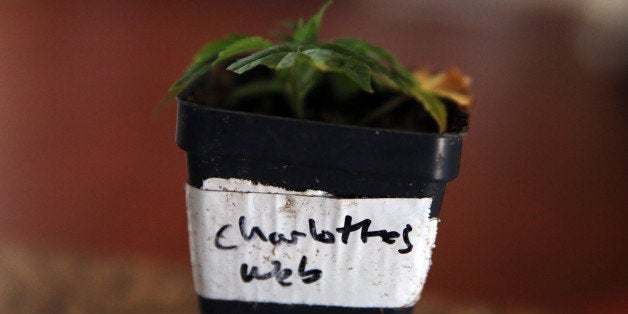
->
[176,97,468,138]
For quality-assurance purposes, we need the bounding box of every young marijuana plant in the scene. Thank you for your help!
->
[162,1,470,133]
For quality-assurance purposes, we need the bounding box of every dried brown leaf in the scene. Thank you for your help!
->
[414,67,472,106]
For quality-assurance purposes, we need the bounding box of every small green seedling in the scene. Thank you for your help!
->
[162,1,470,133]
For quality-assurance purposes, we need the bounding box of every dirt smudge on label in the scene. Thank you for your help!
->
[278,195,297,219]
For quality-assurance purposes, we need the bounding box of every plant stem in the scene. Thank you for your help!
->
[285,57,319,119]
[358,95,408,125]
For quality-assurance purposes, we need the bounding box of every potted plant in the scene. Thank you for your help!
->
[164,2,470,314]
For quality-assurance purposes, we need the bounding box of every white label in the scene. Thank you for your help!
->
[186,178,438,308]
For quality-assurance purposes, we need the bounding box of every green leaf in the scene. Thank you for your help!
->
[192,35,245,63]
[161,0,455,133]
[325,40,387,72]
[226,43,296,73]
[158,35,247,109]
[328,38,415,88]
[412,89,448,133]
[227,44,373,98]
[158,59,212,110]
[213,36,274,66]
[293,0,332,44]
[176,35,265,92]
[301,48,372,92]
[329,38,448,131]
[169,59,211,94]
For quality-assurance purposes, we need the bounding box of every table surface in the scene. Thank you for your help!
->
[1,243,552,314]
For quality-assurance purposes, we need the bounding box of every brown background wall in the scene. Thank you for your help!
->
[1,1,626,312]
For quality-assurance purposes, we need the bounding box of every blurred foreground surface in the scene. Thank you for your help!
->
[0,243,550,314]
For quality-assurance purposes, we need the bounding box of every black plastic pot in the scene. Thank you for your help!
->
[176,99,463,314]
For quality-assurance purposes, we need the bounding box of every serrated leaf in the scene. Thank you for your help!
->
[323,41,389,75]
[329,38,416,88]
[293,0,332,44]
[301,48,372,92]
[158,58,213,110]
[192,35,246,63]
[158,35,247,109]
[226,44,296,73]
[324,40,409,95]
[228,51,292,74]
[329,38,450,132]
[169,59,211,93]
[213,36,274,66]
